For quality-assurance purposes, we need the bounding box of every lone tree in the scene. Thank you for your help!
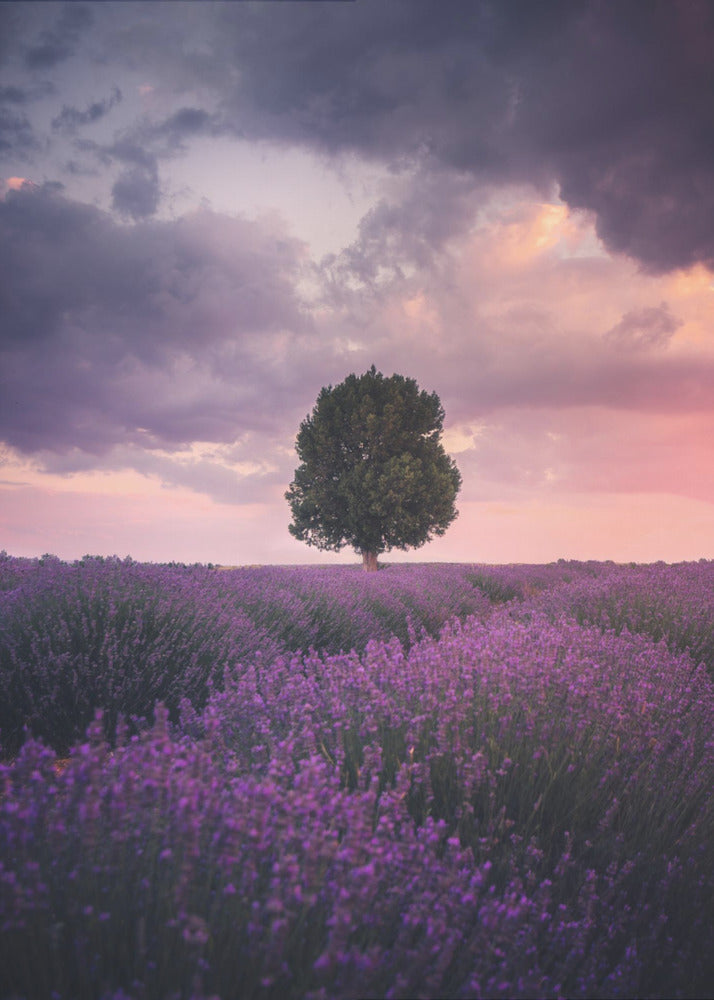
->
[286,366,461,571]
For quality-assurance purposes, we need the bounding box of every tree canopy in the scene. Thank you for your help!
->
[285,366,461,570]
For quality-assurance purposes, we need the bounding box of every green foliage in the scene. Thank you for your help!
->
[285,366,461,560]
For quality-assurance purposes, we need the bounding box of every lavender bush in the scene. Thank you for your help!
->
[520,560,714,676]
[0,557,282,754]
[0,558,492,753]
[0,556,712,997]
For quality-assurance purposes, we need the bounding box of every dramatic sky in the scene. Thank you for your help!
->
[1,1,713,565]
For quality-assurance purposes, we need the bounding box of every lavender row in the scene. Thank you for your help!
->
[3,553,714,756]
[2,613,712,998]
[0,555,492,754]
[515,560,714,675]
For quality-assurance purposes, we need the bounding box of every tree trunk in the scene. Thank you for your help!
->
[361,550,379,572]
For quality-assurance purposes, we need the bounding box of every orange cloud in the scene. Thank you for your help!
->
[2,177,32,197]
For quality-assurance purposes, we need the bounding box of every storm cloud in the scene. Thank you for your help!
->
[52,87,122,134]
[23,3,94,70]
[202,0,714,273]
[111,164,159,219]
[3,2,713,270]
[0,183,314,458]
[0,104,37,158]
[0,2,712,551]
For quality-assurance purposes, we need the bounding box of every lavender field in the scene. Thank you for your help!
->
[1,555,713,999]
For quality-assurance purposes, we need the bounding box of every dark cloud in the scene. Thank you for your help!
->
[79,105,229,218]
[205,0,714,273]
[0,41,49,160]
[604,303,681,352]
[214,1,508,167]
[24,4,94,69]
[0,105,38,158]
[118,105,229,160]
[158,107,223,144]
[106,137,157,171]
[111,165,160,220]
[9,3,711,272]
[0,78,54,106]
[81,122,202,218]
[0,86,30,104]
[52,87,122,133]
[0,183,314,458]
[71,132,163,219]
[0,4,24,67]
[163,106,212,134]
[323,166,484,295]
[506,1,714,273]
[63,157,101,178]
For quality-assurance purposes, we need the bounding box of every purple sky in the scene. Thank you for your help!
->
[1,1,713,565]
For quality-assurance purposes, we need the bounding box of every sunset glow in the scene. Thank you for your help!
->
[1,2,713,565]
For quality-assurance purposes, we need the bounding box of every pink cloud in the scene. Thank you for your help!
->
[1,177,34,197]
[2,190,713,564]
[355,195,714,515]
